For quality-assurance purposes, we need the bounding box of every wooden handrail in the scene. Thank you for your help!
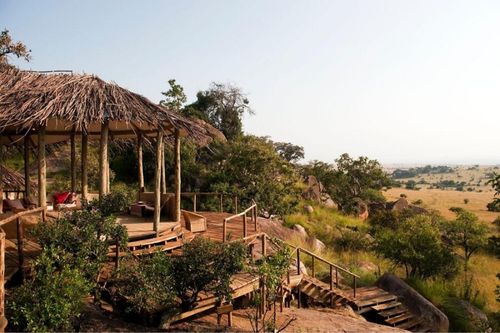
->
[0,206,46,226]
[180,192,238,214]
[222,201,257,242]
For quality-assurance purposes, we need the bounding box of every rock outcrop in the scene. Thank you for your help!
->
[303,175,336,208]
[376,273,449,332]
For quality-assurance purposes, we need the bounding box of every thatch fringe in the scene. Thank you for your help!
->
[0,67,223,145]
[0,165,35,192]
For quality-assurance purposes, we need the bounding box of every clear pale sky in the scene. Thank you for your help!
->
[2,0,499,165]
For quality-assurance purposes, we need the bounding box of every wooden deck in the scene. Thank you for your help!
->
[180,211,260,243]
[4,238,41,282]
[116,215,179,240]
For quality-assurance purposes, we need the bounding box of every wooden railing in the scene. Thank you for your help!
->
[0,206,47,332]
[180,192,239,214]
[273,238,360,299]
[222,200,257,242]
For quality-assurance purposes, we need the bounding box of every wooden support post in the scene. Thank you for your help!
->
[243,213,247,238]
[0,146,3,214]
[23,136,31,199]
[81,132,88,201]
[353,276,357,299]
[161,145,166,194]
[234,196,238,214]
[137,133,145,193]
[193,194,197,212]
[0,231,6,331]
[115,238,120,269]
[99,121,109,198]
[220,194,223,212]
[174,129,181,222]
[153,131,163,236]
[222,219,227,243]
[253,205,258,231]
[330,265,334,306]
[261,234,267,257]
[335,267,339,287]
[16,218,24,281]
[38,127,46,208]
[311,256,315,278]
[296,248,300,275]
[70,130,76,192]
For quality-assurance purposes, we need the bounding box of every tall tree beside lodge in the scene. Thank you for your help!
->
[0,29,31,68]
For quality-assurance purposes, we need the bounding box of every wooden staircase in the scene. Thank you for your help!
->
[351,286,431,332]
[298,275,352,306]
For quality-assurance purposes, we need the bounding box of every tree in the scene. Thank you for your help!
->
[208,135,303,216]
[445,208,488,272]
[159,79,187,111]
[273,142,304,163]
[487,173,500,212]
[375,215,458,279]
[170,237,247,311]
[332,153,390,214]
[184,82,252,140]
[0,29,31,67]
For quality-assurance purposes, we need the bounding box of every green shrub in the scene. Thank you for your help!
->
[334,228,370,252]
[8,248,92,332]
[88,191,131,217]
[112,253,175,319]
[171,237,247,311]
[32,210,127,283]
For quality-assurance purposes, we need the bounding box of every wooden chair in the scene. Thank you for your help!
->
[182,210,207,233]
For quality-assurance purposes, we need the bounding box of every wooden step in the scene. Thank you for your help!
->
[371,301,402,312]
[396,317,423,330]
[385,312,414,326]
[355,294,398,308]
[379,305,409,318]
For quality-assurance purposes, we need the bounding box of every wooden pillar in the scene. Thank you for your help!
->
[0,146,3,214]
[38,127,46,208]
[161,145,167,194]
[23,136,31,199]
[16,218,24,281]
[137,133,145,193]
[81,132,88,200]
[174,129,181,222]
[0,231,6,331]
[99,121,109,198]
[153,131,163,235]
[70,130,76,192]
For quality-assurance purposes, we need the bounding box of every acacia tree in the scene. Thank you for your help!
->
[487,173,500,212]
[446,207,488,273]
[273,142,304,163]
[0,29,31,67]
[184,82,252,140]
[159,79,187,111]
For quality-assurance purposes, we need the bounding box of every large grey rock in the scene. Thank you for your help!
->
[290,259,308,275]
[456,299,491,332]
[311,237,326,252]
[377,273,449,332]
[303,205,314,214]
[293,224,308,238]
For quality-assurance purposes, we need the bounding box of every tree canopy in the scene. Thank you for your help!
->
[0,29,31,67]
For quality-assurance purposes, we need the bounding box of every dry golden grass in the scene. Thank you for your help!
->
[384,188,498,225]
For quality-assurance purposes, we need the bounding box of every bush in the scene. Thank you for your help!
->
[171,237,247,311]
[334,228,370,252]
[487,199,500,212]
[32,209,127,283]
[87,191,132,217]
[374,215,458,279]
[412,199,423,205]
[8,248,92,332]
[112,253,174,322]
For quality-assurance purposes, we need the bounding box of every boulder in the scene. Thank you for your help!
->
[311,237,326,252]
[293,224,308,238]
[377,273,449,332]
[303,205,314,214]
[290,259,308,275]
[456,299,491,332]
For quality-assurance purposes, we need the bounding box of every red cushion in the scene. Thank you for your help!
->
[54,192,70,204]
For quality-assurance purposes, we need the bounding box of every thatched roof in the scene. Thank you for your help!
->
[0,67,223,146]
[0,165,35,192]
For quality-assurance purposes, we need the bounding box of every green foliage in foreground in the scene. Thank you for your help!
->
[8,248,92,332]
[375,215,458,279]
